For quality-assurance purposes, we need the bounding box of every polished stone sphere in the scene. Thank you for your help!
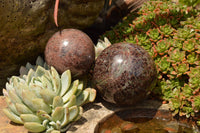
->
[93,43,157,106]
[45,29,95,77]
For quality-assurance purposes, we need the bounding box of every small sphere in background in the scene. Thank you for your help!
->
[45,29,95,77]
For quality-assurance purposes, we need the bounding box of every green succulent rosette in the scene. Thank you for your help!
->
[2,57,96,133]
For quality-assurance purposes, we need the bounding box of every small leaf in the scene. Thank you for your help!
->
[51,67,61,94]
[24,122,46,132]
[35,66,48,77]
[61,107,69,128]
[52,107,65,122]
[22,89,37,111]
[3,108,23,124]
[68,106,79,122]
[20,114,42,123]
[53,96,64,109]
[75,81,84,97]
[15,82,28,99]
[63,95,76,108]
[5,97,20,115]
[40,89,56,105]
[29,83,43,98]
[15,103,33,114]
[60,70,71,96]
[88,88,97,103]
[36,56,44,66]
[37,110,52,121]
[73,106,83,121]
[19,66,28,76]
[32,98,51,114]
[76,90,89,106]
[25,62,34,70]
[62,80,79,103]
[41,75,53,90]
[7,90,22,104]
[26,69,35,84]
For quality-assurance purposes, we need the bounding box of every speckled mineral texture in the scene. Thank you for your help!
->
[45,29,95,77]
[93,43,157,106]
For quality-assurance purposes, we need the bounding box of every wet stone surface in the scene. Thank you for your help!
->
[93,43,157,106]
[66,99,170,133]
[95,108,200,133]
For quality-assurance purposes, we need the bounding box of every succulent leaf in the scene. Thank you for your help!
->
[182,38,196,52]
[188,66,200,77]
[193,96,200,112]
[68,106,79,122]
[31,98,52,114]
[60,70,71,97]
[20,114,42,123]
[189,75,200,88]
[36,110,52,121]
[173,63,189,75]
[15,103,33,114]
[52,107,65,122]
[158,57,171,73]
[75,81,84,97]
[3,56,96,132]
[159,24,174,37]
[24,122,46,133]
[3,108,23,124]
[52,96,64,109]
[76,90,90,106]
[36,56,45,67]
[181,84,193,98]
[21,89,38,112]
[7,90,22,104]
[26,69,35,85]
[95,37,111,58]
[168,48,185,63]
[60,107,69,128]
[87,88,97,103]
[63,95,76,108]
[50,67,61,95]
[5,97,20,116]
[40,89,56,105]
[147,28,161,42]
[35,66,48,77]
[155,39,170,54]
[62,80,79,103]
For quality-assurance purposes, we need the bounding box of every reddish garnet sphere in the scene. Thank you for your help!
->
[45,29,95,77]
[93,43,157,106]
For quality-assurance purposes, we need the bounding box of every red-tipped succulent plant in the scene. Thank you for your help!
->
[101,0,200,124]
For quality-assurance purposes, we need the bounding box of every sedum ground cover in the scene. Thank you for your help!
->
[101,0,200,122]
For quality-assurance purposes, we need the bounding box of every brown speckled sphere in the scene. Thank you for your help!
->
[93,43,157,106]
[45,29,95,77]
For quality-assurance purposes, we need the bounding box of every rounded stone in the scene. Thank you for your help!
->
[93,43,157,106]
[45,29,95,77]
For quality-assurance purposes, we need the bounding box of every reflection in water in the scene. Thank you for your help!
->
[95,109,200,133]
